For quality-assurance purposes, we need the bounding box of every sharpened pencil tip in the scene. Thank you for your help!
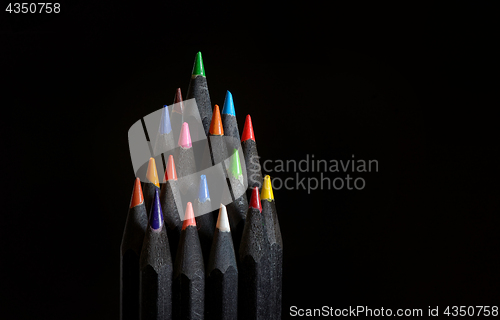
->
[209,105,224,135]
[130,177,144,208]
[149,189,164,230]
[192,51,205,77]
[160,105,172,134]
[173,88,184,114]
[178,122,192,148]
[182,202,196,229]
[241,114,255,142]
[164,155,177,181]
[229,149,243,180]
[216,204,230,232]
[261,175,274,201]
[249,187,262,212]
[198,175,210,203]
[146,158,160,188]
[222,91,235,116]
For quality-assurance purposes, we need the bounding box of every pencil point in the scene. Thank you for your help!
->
[192,51,205,77]
[229,149,243,180]
[164,155,177,181]
[249,186,262,212]
[241,114,255,142]
[130,177,144,208]
[160,105,172,134]
[178,122,192,148]
[216,204,230,232]
[173,88,184,114]
[149,189,164,230]
[222,91,235,116]
[198,175,210,203]
[146,158,160,187]
[261,175,274,201]
[209,105,224,135]
[182,202,196,229]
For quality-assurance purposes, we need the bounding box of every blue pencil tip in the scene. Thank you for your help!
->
[149,189,164,230]
[198,175,210,203]
[222,91,235,116]
[160,105,172,134]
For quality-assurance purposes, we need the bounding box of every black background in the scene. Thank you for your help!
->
[2,2,498,319]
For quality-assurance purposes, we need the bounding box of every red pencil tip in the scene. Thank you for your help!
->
[173,88,184,113]
[241,114,255,142]
[182,202,196,229]
[164,155,178,181]
[249,186,262,212]
[130,178,144,208]
[209,105,224,135]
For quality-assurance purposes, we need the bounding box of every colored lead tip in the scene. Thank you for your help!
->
[191,51,205,77]
[149,189,164,230]
[160,105,172,134]
[261,175,274,201]
[178,122,192,148]
[164,155,177,181]
[209,105,224,135]
[222,90,235,116]
[249,186,262,212]
[229,149,243,183]
[216,204,230,232]
[241,114,255,142]
[146,158,160,187]
[130,177,144,208]
[182,202,196,230]
[173,88,184,114]
[198,175,210,203]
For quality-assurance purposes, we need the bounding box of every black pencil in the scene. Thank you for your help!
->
[206,204,238,320]
[186,51,212,137]
[160,154,183,261]
[261,175,283,319]
[139,189,173,320]
[221,90,241,152]
[171,88,184,144]
[173,202,205,319]
[241,115,264,199]
[142,157,161,216]
[174,122,197,198]
[193,174,216,265]
[153,104,175,165]
[226,148,248,260]
[121,178,149,320]
[207,104,230,167]
[238,187,271,320]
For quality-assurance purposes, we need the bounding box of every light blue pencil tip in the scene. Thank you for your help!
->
[222,91,235,116]
[160,105,172,134]
[198,175,210,203]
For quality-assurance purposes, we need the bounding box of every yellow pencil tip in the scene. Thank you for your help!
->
[261,175,274,201]
[146,158,160,188]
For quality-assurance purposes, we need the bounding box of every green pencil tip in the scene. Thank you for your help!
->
[192,51,205,77]
[229,149,243,179]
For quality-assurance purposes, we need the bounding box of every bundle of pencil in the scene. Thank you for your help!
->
[120,51,283,320]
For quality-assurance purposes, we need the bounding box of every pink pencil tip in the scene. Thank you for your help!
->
[182,202,196,229]
[178,122,192,148]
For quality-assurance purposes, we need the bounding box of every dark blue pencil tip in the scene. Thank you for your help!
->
[198,175,210,203]
[149,189,164,230]
[222,90,235,116]
[160,105,172,134]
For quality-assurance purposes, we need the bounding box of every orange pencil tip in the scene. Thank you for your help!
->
[209,104,224,135]
[130,177,144,208]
